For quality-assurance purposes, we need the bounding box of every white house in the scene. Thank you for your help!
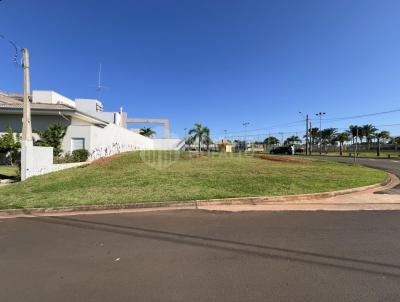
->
[0,90,184,161]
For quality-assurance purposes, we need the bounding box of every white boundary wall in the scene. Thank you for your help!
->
[63,124,155,160]
[21,144,87,180]
[89,124,154,160]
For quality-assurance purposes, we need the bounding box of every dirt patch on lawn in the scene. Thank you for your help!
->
[258,155,309,164]
[179,153,207,160]
[91,153,127,166]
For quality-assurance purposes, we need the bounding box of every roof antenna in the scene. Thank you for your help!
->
[96,63,103,101]
[89,63,109,101]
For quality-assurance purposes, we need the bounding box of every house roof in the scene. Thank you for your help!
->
[216,139,233,145]
[0,92,75,111]
[0,92,108,126]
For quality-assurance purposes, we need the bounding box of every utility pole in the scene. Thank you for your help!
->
[299,112,309,155]
[354,127,358,164]
[21,48,33,181]
[309,121,312,154]
[305,114,309,155]
[316,112,326,155]
[22,48,32,140]
[242,122,249,152]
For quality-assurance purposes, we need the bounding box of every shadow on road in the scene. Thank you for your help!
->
[28,215,400,279]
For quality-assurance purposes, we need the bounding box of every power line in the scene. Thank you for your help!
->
[219,107,400,137]
[214,119,305,136]
[309,108,400,123]
[0,33,22,66]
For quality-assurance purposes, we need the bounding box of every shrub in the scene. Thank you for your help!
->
[0,127,21,165]
[72,149,90,162]
[35,124,66,156]
[54,153,75,164]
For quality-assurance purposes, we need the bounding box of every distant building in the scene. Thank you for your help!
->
[217,139,233,153]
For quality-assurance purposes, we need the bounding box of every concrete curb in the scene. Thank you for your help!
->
[0,173,395,218]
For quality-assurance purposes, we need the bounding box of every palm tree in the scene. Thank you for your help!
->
[264,136,279,146]
[284,135,302,145]
[185,136,195,151]
[335,132,350,156]
[139,127,156,137]
[188,123,210,152]
[362,124,377,149]
[347,125,359,145]
[375,131,390,156]
[389,136,400,144]
[203,136,213,151]
[320,128,337,153]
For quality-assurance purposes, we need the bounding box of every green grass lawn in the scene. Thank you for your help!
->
[0,152,387,209]
[0,165,18,179]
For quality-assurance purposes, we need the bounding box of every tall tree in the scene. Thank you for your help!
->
[139,127,156,137]
[347,125,359,144]
[188,123,211,152]
[335,132,350,156]
[375,131,390,156]
[320,128,337,153]
[203,136,213,151]
[362,124,377,149]
[389,136,400,144]
[264,136,280,146]
[284,135,302,145]
[185,136,195,150]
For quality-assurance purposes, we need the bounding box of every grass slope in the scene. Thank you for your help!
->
[0,152,387,209]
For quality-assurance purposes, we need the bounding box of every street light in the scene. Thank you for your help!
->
[315,112,326,155]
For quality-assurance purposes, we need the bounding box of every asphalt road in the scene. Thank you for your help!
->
[1,210,400,301]
[313,156,400,194]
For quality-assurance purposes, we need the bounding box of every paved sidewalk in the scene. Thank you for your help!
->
[199,176,400,212]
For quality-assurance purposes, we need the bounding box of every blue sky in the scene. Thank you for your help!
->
[1,0,400,140]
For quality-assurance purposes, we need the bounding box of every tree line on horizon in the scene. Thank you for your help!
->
[263,124,400,156]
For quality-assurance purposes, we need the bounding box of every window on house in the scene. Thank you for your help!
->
[71,138,85,151]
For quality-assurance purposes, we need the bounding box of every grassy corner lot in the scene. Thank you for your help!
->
[0,152,387,210]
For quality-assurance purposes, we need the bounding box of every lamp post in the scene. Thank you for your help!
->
[315,112,326,155]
